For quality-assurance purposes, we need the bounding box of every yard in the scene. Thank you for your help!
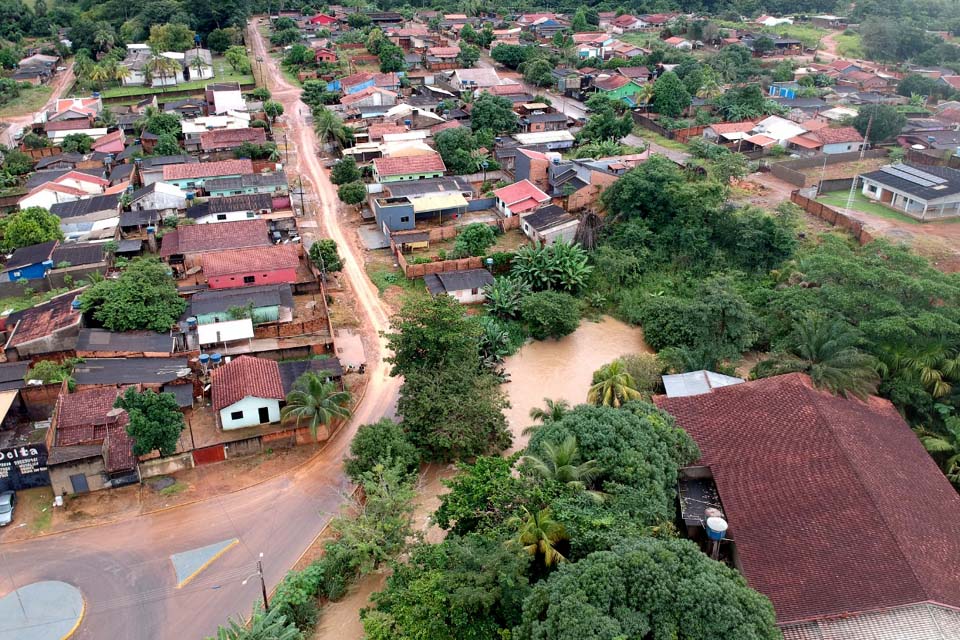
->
[618,31,663,48]
[96,55,254,99]
[0,84,53,117]
[797,156,890,182]
[834,32,865,58]
[817,190,921,224]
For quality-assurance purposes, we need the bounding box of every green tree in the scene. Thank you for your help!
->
[141,109,182,137]
[652,71,691,118]
[153,133,182,156]
[225,45,252,74]
[24,358,77,388]
[0,207,63,252]
[615,353,662,396]
[148,22,196,52]
[378,43,405,72]
[330,156,361,185]
[363,535,530,640]
[206,27,240,54]
[515,537,781,640]
[398,366,511,462]
[284,44,314,67]
[1,148,32,175]
[385,294,482,377]
[460,22,478,42]
[470,92,519,133]
[587,360,642,407]
[209,606,301,640]
[263,100,284,122]
[752,35,775,54]
[115,387,185,457]
[281,371,351,439]
[344,418,419,483]
[753,313,879,399]
[509,507,568,567]
[522,435,599,494]
[308,238,343,272]
[484,275,531,320]
[914,415,960,486]
[490,44,530,70]
[249,87,271,101]
[337,181,367,208]
[528,398,570,425]
[579,94,633,142]
[523,58,555,87]
[433,127,482,174]
[571,7,590,32]
[20,133,50,150]
[313,106,351,148]
[457,44,481,68]
[61,133,94,153]
[346,13,371,28]
[852,104,907,143]
[80,258,187,332]
[452,223,496,257]
[433,454,528,535]
[521,291,581,340]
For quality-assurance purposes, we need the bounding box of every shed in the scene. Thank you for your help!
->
[423,268,493,304]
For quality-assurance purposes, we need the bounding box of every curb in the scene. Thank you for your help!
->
[176,538,240,589]
[61,595,85,640]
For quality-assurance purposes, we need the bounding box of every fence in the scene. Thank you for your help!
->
[769,149,890,187]
[906,148,960,169]
[818,177,854,193]
[790,191,873,245]
[632,113,673,138]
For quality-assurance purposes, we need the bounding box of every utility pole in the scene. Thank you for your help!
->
[843,97,875,217]
[298,175,306,217]
[258,559,269,613]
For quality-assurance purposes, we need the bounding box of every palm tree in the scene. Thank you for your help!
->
[638,83,656,112]
[587,360,642,407]
[877,338,960,399]
[509,507,568,568]
[528,397,570,424]
[522,435,602,500]
[914,416,960,487]
[752,313,879,399]
[147,53,180,90]
[190,53,206,82]
[313,106,350,149]
[88,64,110,91]
[112,63,132,86]
[280,371,351,439]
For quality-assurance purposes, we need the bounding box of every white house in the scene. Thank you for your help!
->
[129,182,187,212]
[206,83,247,115]
[424,268,494,304]
[186,193,273,224]
[520,205,580,245]
[183,49,215,81]
[211,355,286,430]
[750,115,807,146]
[858,163,960,221]
[19,183,85,210]
[493,179,551,217]
[197,318,255,351]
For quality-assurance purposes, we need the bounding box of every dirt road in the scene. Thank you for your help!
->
[0,25,400,640]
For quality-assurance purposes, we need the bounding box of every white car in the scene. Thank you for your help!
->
[0,491,15,527]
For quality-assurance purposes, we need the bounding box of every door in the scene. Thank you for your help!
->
[193,445,226,465]
[258,407,271,424]
[70,474,89,494]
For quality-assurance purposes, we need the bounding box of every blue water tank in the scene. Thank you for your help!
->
[186,316,198,328]
[42,259,54,269]
[705,516,728,541]
[71,298,82,310]
[199,353,210,366]
[146,226,156,234]
[210,353,223,365]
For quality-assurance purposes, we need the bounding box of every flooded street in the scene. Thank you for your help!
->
[503,316,652,452]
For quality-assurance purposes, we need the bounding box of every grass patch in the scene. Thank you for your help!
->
[834,32,864,58]
[0,84,54,117]
[367,263,409,294]
[159,481,188,496]
[818,191,921,224]
[632,125,689,152]
[0,286,73,314]
[97,56,254,98]
[618,32,662,48]
[31,504,52,532]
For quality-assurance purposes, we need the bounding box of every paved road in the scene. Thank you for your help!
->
[0,23,399,640]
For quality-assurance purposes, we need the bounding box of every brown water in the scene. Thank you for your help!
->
[502,316,651,452]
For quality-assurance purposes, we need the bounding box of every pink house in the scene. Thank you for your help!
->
[201,244,300,290]
[91,129,125,154]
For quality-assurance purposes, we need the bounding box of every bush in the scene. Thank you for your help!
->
[521,291,581,340]
[344,418,420,483]
[616,353,663,395]
[452,223,496,257]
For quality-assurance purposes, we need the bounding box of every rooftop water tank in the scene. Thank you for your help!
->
[705,516,728,541]
[71,298,82,310]
[186,316,198,328]
[210,353,223,366]
[199,353,210,366]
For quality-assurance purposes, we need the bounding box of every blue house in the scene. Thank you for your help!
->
[0,241,57,282]
[769,82,799,99]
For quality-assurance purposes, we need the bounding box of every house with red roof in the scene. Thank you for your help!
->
[425,45,461,70]
[306,13,338,26]
[315,48,337,64]
[199,127,267,154]
[3,289,84,361]
[201,244,300,290]
[46,386,138,495]
[211,355,285,429]
[161,159,254,190]
[610,14,643,32]
[654,373,960,639]
[372,152,445,183]
[339,86,399,109]
[493,179,551,217]
[160,218,272,269]
[91,129,125,154]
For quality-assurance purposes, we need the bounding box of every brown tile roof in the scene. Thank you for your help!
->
[6,291,82,349]
[91,129,124,151]
[211,355,285,410]
[814,126,864,145]
[708,121,756,135]
[102,423,136,471]
[428,120,462,135]
[368,123,407,140]
[373,152,445,177]
[199,127,267,152]
[616,66,651,79]
[45,119,92,132]
[592,75,632,91]
[201,244,299,278]
[654,373,960,625]
[57,387,126,434]
[488,83,528,96]
[340,86,397,106]
[162,159,254,181]
[159,219,271,257]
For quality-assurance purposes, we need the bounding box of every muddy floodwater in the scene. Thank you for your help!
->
[502,316,652,452]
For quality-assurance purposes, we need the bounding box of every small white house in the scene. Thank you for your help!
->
[520,205,580,245]
[424,269,494,304]
[211,355,286,430]
[129,182,188,212]
[186,194,273,224]
[183,49,215,81]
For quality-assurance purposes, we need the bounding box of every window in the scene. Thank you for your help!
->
[230,410,244,420]
[216,214,227,221]
[400,216,410,223]
[243,275,256,284]
[246,211,255,218]
[471,288,478,295]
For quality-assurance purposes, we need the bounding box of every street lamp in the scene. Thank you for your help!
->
[480,159,488,185]
[242,552,270,613]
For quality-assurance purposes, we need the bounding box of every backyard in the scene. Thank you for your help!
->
[95,56,254,99]
[817,190,921,224]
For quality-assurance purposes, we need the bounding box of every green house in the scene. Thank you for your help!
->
[189,283,292,326]
[593,76,644,107]
[205,171,289,197]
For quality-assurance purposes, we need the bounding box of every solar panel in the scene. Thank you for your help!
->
[894,163,947,185]
[879,165,941,187]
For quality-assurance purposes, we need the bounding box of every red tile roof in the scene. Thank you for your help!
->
[592,75,632,91]
[611,14,639,27]
[617,66,651,79]
[307,13,337,24]
[427,46,460,57]
[339,71,375,89]
[102,422,136,472]
[201,244,299,278]
[368,123,407,140]
[654,373,960,625]
[45,119,92,132]
[788,134,823,149]
[55,171,109,187]
[429,120,462,135]
[340,86,397,106]
[57,387,125,434]
[941,75,960,90]
[493,179,550,212]
[6,291,82,349]
[488,83,528,96]
[21,182,87,200]
[159,219,271,257]
[199,127,267,152]
[814,125,863,145]
[162,159,254,181]
[373,152,445,177]
[91,129,124,151]
[211,355,285,410]
[708,121,756,135]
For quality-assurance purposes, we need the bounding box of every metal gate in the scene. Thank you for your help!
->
[192,444,226,466]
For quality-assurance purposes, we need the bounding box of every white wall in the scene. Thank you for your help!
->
[20,190,80,210]
[212,91,246,114]
[219,396,281,430]
[133,191,186,211]
[448,288,485,304]
[195,210,260,224]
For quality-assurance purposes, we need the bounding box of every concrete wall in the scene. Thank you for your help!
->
[194,211,259,224]
[49,457,107,496]
[219,396,281,430]
[466,197,496,211]
[138,452,194,479]
[207,267,298,290]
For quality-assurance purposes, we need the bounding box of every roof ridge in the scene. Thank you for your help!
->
[797,377,931,602]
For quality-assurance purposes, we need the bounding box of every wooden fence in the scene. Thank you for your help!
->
[790,191,873,245]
